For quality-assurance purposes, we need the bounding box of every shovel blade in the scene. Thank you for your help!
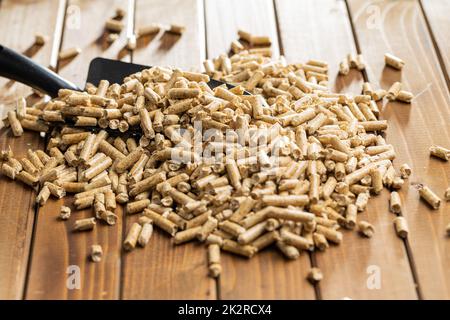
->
[86,57,239,91]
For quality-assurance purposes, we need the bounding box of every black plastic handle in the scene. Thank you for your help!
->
[0,44,80,97]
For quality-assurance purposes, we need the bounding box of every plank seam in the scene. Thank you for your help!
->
[272,0,316,299]
[203,0,209,60]
[417,0,450,94]
[343,0,422,300]
[22,0,70,300]
[119,0,137,301]
[308,252,322,300]
[202,0,219,300]
[272,0,285,56]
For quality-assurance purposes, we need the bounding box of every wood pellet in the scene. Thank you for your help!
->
[1,31,447,286]
[90,244,103,262]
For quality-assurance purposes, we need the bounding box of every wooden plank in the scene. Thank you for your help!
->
[0,0,64,300]
[205,0,315,300]
[275,0,363,95]
[205,0,280,59]
[25,0,130,300]
[420,0,450,83]
[120,0,216,299]
[132,0,205,70]
[276,0,418,299]
[348,0,450,299]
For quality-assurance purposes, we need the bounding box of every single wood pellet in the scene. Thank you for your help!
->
[384,53,405,70]
[124,222,142,250]
[168,24,185,35]
[389,191,402,214]
[59,206,71,220]
[138,222,153,247]
[358,221,374,238]
[307,267,323,284]
[429,145,450,161]
[35,33,47,46]
[73,218,96,231]
[418,185,441,210]
[2,31,445,286]
[207,244,221,278]
[393,216,409,239]
[58,47,81,60]
[105,19,124,32]
[90,245,103,262]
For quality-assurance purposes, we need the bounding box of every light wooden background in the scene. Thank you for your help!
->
[0,0,449,300]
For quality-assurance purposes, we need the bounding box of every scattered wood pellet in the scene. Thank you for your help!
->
[208,244,221,278]
[59,206,71,220]
[237,29,252,43]
[138,221,153,247]
[358,221,375,238]
[445,188,450,202]
[105,18,124,32]
[446,223,450,236]
[307,267,323,284]
[355,54,366,71]
[115,7,126,19]
[429,145,450,161]
[396,90,413,103]
[124,222,142,251]
[418,185,441,210]
[58,47,81,60]
[389,191,402,214]
[106,33,119,43]
[7,111,23,137]
[168,24,185,35]
[393,216,409,239]
[137,24,160,37]
[90,244,103,262]
[399,163,411,179]
[384,53,405,70]
[387,82,402,100]
[73,218,96,231]
[35,33,47,46]
[338,59,350,75]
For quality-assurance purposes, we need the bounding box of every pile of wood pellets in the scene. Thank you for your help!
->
[1,29,450,284]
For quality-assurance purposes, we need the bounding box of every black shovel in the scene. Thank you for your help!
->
[0,44,234,97]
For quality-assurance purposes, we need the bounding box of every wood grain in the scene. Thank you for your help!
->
[25,0,129,299]
[276,0,417,299]
[0,0,64,300]
[275,0,363,95]
[205,0,315,300]
[420,0,450,83]
[132,0,205,70]
[348,0,450,299]
[205,0,280,59]
[120,0,216,300]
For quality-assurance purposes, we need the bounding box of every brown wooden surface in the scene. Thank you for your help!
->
[120,0,216,300]
[348,0,450,299]
[132,0,205,70]
[204,0,314,300]
[0,0,64,299]
[0,0,449,300]
[420,0,450,84]
[205,0,280,59]
[26,0,129,299]
[277,0,417,299]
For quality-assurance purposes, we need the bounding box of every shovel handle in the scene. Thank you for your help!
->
[0,44,80,97]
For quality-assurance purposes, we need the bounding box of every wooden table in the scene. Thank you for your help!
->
[0,0,449,300]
